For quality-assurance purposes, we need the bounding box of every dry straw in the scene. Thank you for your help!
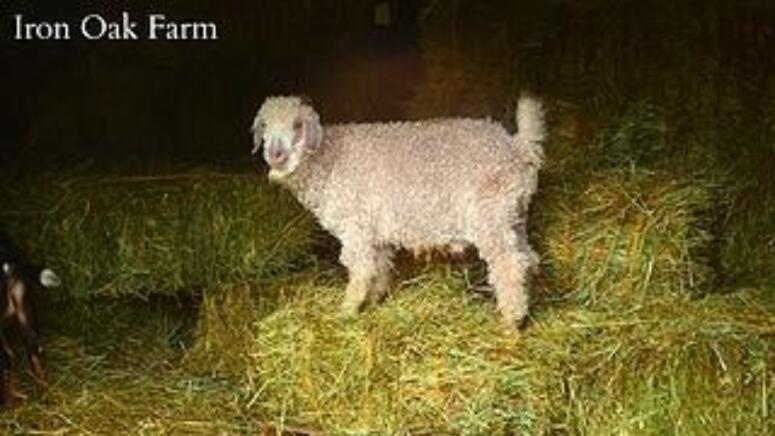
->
[186,275,774,435]
[534,167,716,306]
[0,171,316,298]
[0,167,770,435]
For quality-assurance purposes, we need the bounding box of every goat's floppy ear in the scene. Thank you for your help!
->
[250,115,265,155]
[299,117,323,151]
[294,96,323,151]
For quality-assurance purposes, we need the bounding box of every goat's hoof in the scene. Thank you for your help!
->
[516,315,531,331]
[501,315,530,333]
[0,385,28,408]
[339,302,362,319]
[9,387,27,402]
[30,355,46,384]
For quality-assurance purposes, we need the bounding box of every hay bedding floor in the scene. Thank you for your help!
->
[0,273,772,435]
[0,297,272,435]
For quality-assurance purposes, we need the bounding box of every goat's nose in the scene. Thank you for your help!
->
[268,146,288,166]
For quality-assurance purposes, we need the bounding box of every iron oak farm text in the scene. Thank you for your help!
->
[13,12,218,41]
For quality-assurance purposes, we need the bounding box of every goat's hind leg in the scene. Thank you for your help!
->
[476,229,536,330]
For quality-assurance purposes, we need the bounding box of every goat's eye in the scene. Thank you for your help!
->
[293,120,303,131]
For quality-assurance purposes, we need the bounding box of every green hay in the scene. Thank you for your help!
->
[1,276,771,435]
[187,274,774,435]
[0,171,316,298]
[535,168,716,304]
[0,166,717,305]
[719,170,775,287]
[0,298,273,435]
[185,284,274,376]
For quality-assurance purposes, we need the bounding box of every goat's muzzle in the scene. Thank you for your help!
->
[266,144,289,168]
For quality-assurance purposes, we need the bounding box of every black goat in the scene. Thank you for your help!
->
[0,232,60,405]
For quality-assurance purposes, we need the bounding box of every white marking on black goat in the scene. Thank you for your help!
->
[0,234,58,404]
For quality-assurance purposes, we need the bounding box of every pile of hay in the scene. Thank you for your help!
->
[0,170,316,298]
[186,274,773,434]
[719,168,775,287]
[1,271,771,434]
[0,296,266,434]
[534,167,716,305]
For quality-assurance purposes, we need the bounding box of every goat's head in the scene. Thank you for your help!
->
[251,95,323,181]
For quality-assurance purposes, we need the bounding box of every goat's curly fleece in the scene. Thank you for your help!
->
[253,94,545,327]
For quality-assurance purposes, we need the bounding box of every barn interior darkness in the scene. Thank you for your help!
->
[2,1,773,173]
[1,0,425,169]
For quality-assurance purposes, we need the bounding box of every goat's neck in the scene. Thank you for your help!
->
[284,138,335,210]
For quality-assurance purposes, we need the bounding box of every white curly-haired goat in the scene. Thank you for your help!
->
[251,94,545,329]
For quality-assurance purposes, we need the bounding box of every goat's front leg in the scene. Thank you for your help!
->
[339,241,393,317]
[0,334,28,406]
[17,318,44,383]
[0,336,10,406]
[9,281,44,383]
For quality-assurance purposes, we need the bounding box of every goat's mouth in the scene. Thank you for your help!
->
[267,160,287,170]
[268,166,292,182]
[267,158,295,180]
[266,158,291,175]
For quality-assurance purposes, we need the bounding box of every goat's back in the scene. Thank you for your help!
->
[306,119,536,245]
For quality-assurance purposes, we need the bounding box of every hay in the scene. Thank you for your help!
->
[1,275,771,434]
[719,174,775,287]
[0,297,269,434]
[185,273,774,435]
[0,171,316,298]
[0,154,721,307]
[534,168,716,305]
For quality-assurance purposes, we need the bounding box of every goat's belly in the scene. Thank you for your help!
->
[378,214,467,247]
[403,240,473,262]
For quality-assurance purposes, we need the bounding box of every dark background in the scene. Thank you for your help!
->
[1,0,426,169]
[1,1,773,175]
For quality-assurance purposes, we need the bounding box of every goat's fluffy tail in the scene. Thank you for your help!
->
[515,92,546,143]
[514,92,546,167]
